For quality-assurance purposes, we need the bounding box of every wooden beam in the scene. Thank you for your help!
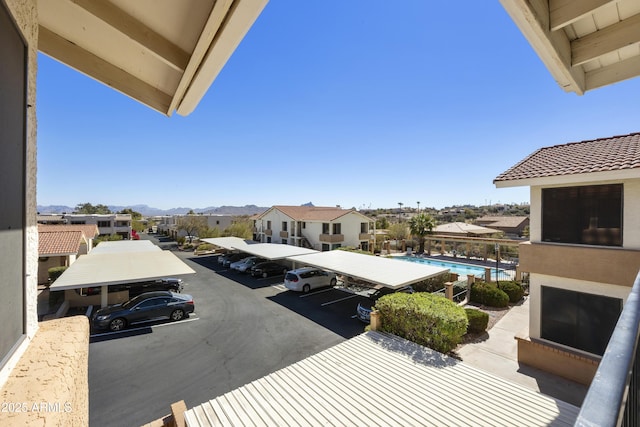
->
[167,0,234,116]
[550,0,616,31]
[585,54,640,90]
[499,0,585,94]
[572,13,640,66]
[70,0,190,72]
[38,25,173,115]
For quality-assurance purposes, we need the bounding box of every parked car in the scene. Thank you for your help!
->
[356,285,414,323]
[251,261,288,278]
[92,291,194,332]
[231,256,266,273]
[80,277,183,297]
[284,267,337,293]
[220,253,247,267]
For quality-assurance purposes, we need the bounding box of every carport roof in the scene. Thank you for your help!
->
[90,240,161,254]
[185,331,579,426]
[202,238,318,260]
[49,242,195,291]
[288,250,448,289]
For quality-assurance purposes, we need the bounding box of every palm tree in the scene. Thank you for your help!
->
[409,212,436,254]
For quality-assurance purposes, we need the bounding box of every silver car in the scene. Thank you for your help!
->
[284,267,337,293]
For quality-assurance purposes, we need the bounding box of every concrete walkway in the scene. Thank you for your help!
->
[457,296,589,407]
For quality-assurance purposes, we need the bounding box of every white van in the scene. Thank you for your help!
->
[284,267,337,293]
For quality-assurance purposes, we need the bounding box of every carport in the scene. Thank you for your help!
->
[288,250,448,289]
[49,240,195,308]
[202,238,318,262]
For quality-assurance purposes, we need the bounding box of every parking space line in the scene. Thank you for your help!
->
[320,294,359,306]
[299,288,336,298]
[89,316,199,338]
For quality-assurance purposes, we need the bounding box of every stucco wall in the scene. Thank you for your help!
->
[0,0,39,389]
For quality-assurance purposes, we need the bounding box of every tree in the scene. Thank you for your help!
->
[74,202,112,214]
[223,219,253,239]
[375,216,389,230]
[176,215,204,243]
[388,222,408,242]
[119,208,142,220]
[409,212,436,254]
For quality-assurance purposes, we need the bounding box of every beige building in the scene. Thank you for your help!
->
[255,205,376,251]
[63,213,132,239]
[37,224,99,285]
[495,132,640,383]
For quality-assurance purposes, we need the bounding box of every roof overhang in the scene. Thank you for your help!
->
[499,0,640,94]
[202,238,319,260]
[288,250,448,289]
[38,0,268,116]
[494,168,640,188]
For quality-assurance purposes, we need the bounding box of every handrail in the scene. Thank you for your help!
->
[575,270,640,427]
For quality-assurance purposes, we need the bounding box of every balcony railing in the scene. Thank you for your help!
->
[575,270,640,427]
[319,234,344,243]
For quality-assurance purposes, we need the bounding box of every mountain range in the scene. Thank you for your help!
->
[36,204,269,217]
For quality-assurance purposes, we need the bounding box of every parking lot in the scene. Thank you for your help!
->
[89,235,370,426]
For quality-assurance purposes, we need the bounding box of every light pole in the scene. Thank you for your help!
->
[398,202,403,222]
[417,201,420,214]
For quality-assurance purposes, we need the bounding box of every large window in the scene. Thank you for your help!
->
[332,223,341,234]
[541,286,622,355]
[282,221,287,231]
[322,223,329,234]
[542,184,622,246]
[0,2,27,368]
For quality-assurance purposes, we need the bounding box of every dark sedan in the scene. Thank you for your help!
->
[250,261,288,278]
[92,291,194,332]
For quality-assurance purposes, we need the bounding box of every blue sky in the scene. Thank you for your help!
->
[36,1,640,211]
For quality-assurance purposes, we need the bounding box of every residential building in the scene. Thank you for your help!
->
[0,1,266,425]
[474,216,529,238]
[62,213,132,239]
[494,132,640,384]
[433,222,503,238]
[157,214,237,240]
[37,224,99,285]
[255,206,375,251]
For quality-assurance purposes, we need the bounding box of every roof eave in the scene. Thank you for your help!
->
[495,168,640,188]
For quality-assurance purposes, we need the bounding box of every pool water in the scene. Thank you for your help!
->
[395,256,505,280]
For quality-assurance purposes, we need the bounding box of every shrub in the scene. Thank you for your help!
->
[48,266,68,283]
[498,281,524,303]
[197,243,214,251]
[177,237,185,245]
[465,308,489,333]
[376,292,468,354]
[470,282,509,308]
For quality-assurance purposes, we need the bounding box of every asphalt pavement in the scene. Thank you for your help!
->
[89,234,368,426]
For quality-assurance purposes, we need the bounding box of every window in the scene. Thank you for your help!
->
[322,223,329,234]
[0,1,27,368]
[282,239,287,244]
[542,184,622,246]
[267,221,272,230]
[332,243,342,250]
[98,221,111,227]
[282,221,287,231]
[541,286,622,355]
[71,221,86,225]
[332,223,341,234]
[302,222,306,229]
[361,222,368,233]
[322,244,330,251]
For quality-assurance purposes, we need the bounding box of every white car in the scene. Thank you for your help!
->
[284,267,337,293]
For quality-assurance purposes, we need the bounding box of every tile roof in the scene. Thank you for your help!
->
[434,222,499,235]
[38,224,99,239]
[475,216,529,228]
[185,331,579,426]
[494,132,640,183]
[39,231,84,256]
[267,206,369,221]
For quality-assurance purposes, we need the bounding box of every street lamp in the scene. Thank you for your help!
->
[398,202,403,222]
[417,201,420,214]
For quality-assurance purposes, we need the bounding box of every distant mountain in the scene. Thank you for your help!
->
[36,204,268,216]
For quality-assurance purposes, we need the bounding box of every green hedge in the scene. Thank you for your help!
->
[48,266,68,283]
[197,243,214,251]
[376,292,468,354]
[470,282,509,308]
[465,308,489,333]
[498,281,524,303]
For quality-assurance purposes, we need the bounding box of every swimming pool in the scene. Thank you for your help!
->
[395,256,506,280]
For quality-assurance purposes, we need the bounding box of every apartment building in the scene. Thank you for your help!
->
[255,206,375,251]
[63,214,132,240]
[495,132,640,383]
